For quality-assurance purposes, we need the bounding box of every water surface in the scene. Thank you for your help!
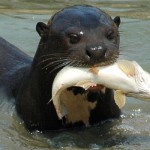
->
[0,0,150,149]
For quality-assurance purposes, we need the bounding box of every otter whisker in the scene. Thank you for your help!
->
[69,60,79,67]
[68,59,82,67]
[118,51,126,56]
[118,30,124,33]
[71,59,90,68]
[42,59,71,70]
[38,56,69,63]
[119,45,127,49]
[48,61,72,74]
[39,58,69,66]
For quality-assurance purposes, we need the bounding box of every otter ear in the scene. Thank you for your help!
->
[113,16,121,27]
[36,22,49,37]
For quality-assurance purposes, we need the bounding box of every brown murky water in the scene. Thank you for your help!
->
[0,0,150,149]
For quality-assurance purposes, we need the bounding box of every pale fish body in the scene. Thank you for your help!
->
[51,66,92,119]
[92,60,150,100]
[51,60,150,120]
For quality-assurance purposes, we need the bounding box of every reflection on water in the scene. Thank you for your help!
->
[1,0,150,19]
[0,0,150,149]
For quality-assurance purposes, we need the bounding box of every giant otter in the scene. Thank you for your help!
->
[0,5,121,131]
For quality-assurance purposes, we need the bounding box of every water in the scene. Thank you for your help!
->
[0,0,150,149]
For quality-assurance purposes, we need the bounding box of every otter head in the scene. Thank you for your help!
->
[36,5,120,69]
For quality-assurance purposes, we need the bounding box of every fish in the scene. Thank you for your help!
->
[51,60,150,121]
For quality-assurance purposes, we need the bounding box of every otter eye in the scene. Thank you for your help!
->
[106,30,115,40]
[69,33,80,44]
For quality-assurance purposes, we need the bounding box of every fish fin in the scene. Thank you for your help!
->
[75,80,96,90]
[117,60,135,76]
[52,87,67,119]
[114,90,126,108]
[89,67,99,75]
[47,98,52,104]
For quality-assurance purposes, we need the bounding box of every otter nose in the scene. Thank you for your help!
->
[86,45,107,59]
